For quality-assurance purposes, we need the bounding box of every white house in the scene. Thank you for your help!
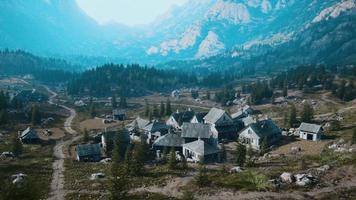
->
[190,112,207,124]
[166,109,195,130]
[298,123,323,141]
[183,139,220,163]
[239,119,281,150]
[203,108,233,126]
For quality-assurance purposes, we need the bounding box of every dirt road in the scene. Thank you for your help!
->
[45,86,78,200]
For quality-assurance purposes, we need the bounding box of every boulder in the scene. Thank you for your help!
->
[294,174,315,186]
[229,166,243,173]
[280,172,294,183]
[90,173,105,180]
[316,165,330,172]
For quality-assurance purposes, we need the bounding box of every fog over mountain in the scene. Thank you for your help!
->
[0,0,355,69]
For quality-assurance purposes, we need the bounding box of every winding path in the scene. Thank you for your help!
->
[45,86,78,200]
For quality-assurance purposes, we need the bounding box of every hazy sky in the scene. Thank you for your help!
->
[76,0,188,26]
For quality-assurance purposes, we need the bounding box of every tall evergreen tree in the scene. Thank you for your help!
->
[31,104,41,126]
[160,101,165,117]
[195,163,209,187]
[0,109,8,125]
[352,128,356,145]
[124,145,133,175]
[119,96,127,109]
[152,104,159,119]
[110,155,128,200]
[168,147,177,170]
[260,137,269,155]
[144,100,150,117]
[83,129,90,143]
[89,103,96,119]
[301,103,314,123]
[11,135,23,156]
[132,141,149,175]
[206,91,211,100]
[235,143,246,166]
[166,98,172,116]
[289,104,297,128]
[112,130,128,163]
[112,95,117,109]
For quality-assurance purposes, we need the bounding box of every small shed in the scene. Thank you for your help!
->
[153,132,184,152]
[19,127,40,144]
[183,139,220,163]
[76,143,102,162]
[298,123,323,141]
[112,109,126,121]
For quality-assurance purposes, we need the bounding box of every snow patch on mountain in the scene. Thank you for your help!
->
[146,23,201,56]
[146,46,159,55]
[195,31,225,58]
[206,0,251,24]
[312,0,355,23]
[261,0,273,13]
[243,32,294,50]
[245,0,261,8]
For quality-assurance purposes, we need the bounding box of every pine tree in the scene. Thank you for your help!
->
[160,101,165,117]
[11,135,23,156]
[124,145,132,175]
[112,95,117,109]
[132,141,148,175]
[166,98,172,116]
[181,155,188,171]
[206,91,211,100]
[283,81,288,97]
[110,157,127,200]
[301,103,314,123]
[112,130,128,163]
[168,147,177,170]
[31,104,41,126]
[289,104,297,128]
[119,96,127,108]
[90,104,96,119]
[181,190,196,200]
[195,163,209,187]
[221,143,227,162]
[352,128,356,145]
[0,109,8,125]
[152,104,159,119]
[83,129,90,142]
[260,137,269,155]
[235,143,246,166]
[144,100,150,117]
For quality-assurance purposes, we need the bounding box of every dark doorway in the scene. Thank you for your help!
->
[307,134,313,140]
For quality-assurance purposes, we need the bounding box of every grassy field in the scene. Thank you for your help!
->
[0,143,54,199]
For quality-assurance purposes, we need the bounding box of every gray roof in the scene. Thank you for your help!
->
[193,112,208,123]
[299,123,322,134]
[153,133,184,147]
[144,121,168,132]
[171,110,195,126]
[181,123,211,139]
[249,119,281,138]
[183,140,220,155]
[101,128,130,143]
[113,109,126,115]
[203,108,227,124]
[76,143,101,157]
[231,110,245,119]
[128,117,150,130]
[20,127,39,139]
[242,116,256,126]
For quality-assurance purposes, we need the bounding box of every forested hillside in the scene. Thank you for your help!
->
[0,50,76,83]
